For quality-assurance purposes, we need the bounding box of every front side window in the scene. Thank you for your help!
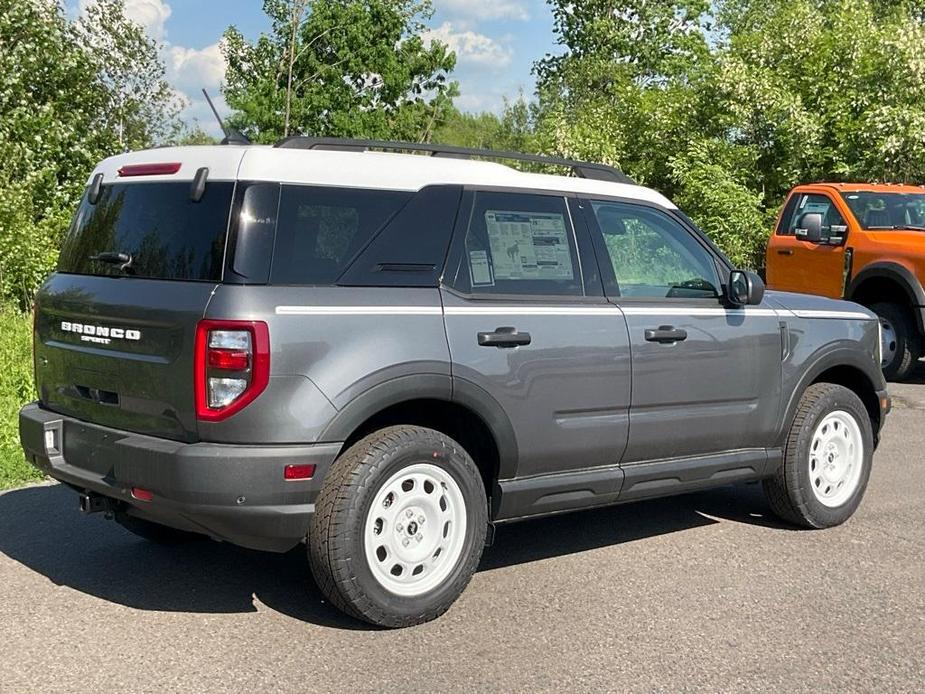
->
[841,191,925,230]
[458,192,583,296]
[783,193,847,236]
[270,186,411,285]
[588,201,720,299]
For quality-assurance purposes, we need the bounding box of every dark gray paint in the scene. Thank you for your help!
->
[24,179,889,551]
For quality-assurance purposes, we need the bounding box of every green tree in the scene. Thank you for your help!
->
[0,0,184,306]
[531,0,925,269]
[223,0,458,143]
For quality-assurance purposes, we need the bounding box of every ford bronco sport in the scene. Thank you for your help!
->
[20,140,890,627]
[767,182,925,381]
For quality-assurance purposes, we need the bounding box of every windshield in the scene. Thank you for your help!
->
[841,191,925,230]
[58,182,235,281]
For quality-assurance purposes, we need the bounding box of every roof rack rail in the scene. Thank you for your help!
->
[273,137,636,185]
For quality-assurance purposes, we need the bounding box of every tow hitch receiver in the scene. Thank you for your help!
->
[79,492,114,516]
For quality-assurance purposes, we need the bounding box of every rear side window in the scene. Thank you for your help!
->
[455,192,583,297]
[270,186,412,285]
[58,182,235,281]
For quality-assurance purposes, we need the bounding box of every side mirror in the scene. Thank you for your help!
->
[794,212,824,243]
[728,270,765,306]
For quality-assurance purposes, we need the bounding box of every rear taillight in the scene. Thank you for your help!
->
[195,320,270,422]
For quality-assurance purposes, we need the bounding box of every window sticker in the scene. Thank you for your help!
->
[484,210,574,281]
[469,249,493,286]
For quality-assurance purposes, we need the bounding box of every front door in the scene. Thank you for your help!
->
[441,190,632,487]
[767,191,849,298]
[581,198,783,465]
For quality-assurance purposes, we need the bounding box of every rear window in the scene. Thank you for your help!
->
[58,182,235,281]
[270,186,412,285]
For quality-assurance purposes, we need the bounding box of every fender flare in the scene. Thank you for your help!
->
[847,261,925,332]
[776,345,883,446]
[318,374,520,481]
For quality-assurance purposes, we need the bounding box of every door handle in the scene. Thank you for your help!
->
[644,326,688,344]
[777,249,794,256]
[478,327,532,348]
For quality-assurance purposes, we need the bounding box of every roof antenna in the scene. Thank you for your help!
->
[202,89,251,145]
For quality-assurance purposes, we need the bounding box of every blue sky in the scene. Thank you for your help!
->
[71,1,558,136]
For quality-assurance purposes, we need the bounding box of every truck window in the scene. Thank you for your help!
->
[782,194,846,236]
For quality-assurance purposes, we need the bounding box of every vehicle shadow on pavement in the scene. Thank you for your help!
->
[0,482,789,630]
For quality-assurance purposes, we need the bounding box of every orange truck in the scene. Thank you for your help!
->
[766,183,925,381]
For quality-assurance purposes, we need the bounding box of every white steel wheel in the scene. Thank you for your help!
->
[808,410,864,508]
[363,463,468,597]
[880,316,898,368]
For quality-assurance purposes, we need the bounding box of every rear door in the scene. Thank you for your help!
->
[766,190,849,297]
[441,190,632,483]
[581,199,782,466]
[35,177,237,442]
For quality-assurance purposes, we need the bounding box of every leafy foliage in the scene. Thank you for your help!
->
[0,0,183,308]
[0,309,40,489]
[223,0,458,143]
[531,0,925,269]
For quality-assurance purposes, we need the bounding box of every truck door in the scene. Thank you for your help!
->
[767,191,850,298]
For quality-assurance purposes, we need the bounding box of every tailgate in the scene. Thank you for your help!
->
[35,276,215,442]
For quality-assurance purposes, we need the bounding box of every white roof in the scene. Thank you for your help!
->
[89,145,677,209]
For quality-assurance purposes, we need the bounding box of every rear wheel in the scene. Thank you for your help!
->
[308,426,487,628]
[872,302,921,381]
[764,383,873,528]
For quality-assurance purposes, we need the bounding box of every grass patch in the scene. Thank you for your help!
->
[0,307,41,489]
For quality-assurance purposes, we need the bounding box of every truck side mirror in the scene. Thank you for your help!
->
[728,270,765,306]
[794,212,824,243]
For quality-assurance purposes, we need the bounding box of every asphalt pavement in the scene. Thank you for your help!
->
[1,369,923,693]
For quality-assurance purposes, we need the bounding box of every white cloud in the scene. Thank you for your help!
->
[424,22,513,68]
[437,0,530,22]
[79,0,172,40]
[167,43,226,93]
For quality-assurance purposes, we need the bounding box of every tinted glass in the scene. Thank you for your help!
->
[776,194,800,235]
[338,186,462,287]
[783,194,846,235]
[459,192,583,296]
[271,186,411,285]
[230,183,280,283]
[841,191,925,230]
[589,201,720,299]
[58,182,234,281]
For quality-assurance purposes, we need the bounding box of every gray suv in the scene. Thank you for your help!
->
[19,139,891,627]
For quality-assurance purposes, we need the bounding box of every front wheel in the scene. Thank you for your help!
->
[764,383,873,528]
[308,426,488,628]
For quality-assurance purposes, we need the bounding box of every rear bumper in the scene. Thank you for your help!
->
[19,403,342,552]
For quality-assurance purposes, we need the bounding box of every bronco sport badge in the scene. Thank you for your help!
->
[60,321,141,345]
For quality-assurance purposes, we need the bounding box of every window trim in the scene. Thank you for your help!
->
[579,196,726,303]
[442,188,603,300]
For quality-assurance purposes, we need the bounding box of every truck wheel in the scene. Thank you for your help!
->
[115,513,203,545]
[872,302,921,381]
[308,426,488,628]
[764,383,873,529]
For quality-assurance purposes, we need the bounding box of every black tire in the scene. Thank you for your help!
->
[872,302,922,381]
[308,426,487,628]
[115,513,204,545]
[763,383,873,529]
